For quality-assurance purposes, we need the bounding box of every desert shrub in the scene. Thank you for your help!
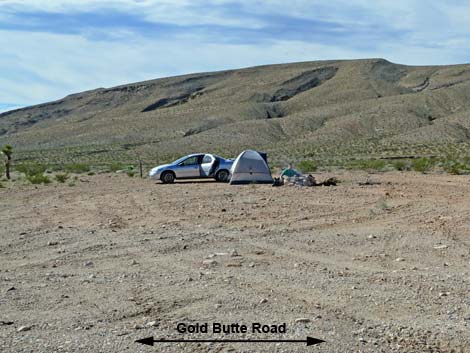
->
[125,165,136,177]
[297,160,317,173]
[442,160,469,175]
[68,176,78,186]
[16,163,48,176]
[26,173,51,184]
[354,159,386,171]
[64,163,90,174]
[46,164,63,172]
[411,158,433,173]
[392,160,409,171]
[55,173,69,183]
[108,162,125,172]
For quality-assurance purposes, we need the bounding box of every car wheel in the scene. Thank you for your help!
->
[215,169,230,182]
[161,171,175,184]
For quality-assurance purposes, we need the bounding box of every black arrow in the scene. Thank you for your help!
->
[135,336,324,347]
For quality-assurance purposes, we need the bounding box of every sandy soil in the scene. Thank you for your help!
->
[1,171,469,353]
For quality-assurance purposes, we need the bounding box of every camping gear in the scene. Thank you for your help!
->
[304,174,316,186]
[230,150,273,185]
[272,177,284,187]
[320,177,338,186]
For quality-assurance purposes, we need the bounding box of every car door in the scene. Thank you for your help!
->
[200,154,215,177]
[175,155,202,178]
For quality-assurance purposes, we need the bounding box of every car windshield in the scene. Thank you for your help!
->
[172,155,200,165]
[172,156,191,164]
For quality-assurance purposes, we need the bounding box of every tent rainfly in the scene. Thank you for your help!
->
[229,150,273,185]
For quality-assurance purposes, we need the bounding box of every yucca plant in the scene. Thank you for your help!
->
[1,144,13,180]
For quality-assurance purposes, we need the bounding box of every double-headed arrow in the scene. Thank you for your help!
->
[136,336,325,347]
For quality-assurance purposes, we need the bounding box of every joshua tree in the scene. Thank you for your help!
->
[1,144,13,180]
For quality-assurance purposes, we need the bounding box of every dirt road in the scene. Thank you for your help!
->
[1,172,469,352]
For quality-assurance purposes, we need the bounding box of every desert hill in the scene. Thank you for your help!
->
[1,58,470,166]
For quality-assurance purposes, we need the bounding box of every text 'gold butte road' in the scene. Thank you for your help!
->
[177,322,287,334]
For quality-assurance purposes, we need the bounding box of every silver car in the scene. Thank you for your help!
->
[149,153,233,184]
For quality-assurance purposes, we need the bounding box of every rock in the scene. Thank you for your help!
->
[214,304,222,309]
[248,262,255,267]
[145,321,159,327]
[395,258,405,262]
[88,274,96,279]
[47,241,58,246]
[259,298,268,304]
[17,325,32,332]
[116,331,131,336]
[434,244,448,250]
[368,235,377,239]
[131,259,138,265]
[202,259,218,267]
[295,318,311,324]
[229,249,239,257]
[84,261,93,267]
[133,324,144,330]
[439,292,450,297]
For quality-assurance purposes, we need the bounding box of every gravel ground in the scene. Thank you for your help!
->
[1,171,469,352]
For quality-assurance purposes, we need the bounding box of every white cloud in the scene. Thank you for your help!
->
[1,24,462,107]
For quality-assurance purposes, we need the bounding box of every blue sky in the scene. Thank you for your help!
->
[1,0,470,112]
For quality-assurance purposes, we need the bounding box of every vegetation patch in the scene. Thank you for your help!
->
[64,163,90,174]
[16,163,48,176]
[26,173,51,185]
[441,159,470,175]
[125,165,136,177]
[297,160,318,173]
[350,159,386,171]
[392,160,410,171]
[55,173,70,183]
[411,157,435,173]
[108,162,126,172]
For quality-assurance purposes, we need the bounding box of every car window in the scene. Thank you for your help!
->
[202,154,213,164]
[179,156,199,166]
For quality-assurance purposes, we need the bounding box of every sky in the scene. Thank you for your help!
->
[1,0,470,112]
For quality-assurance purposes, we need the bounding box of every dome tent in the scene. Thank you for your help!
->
[229,150,273,185]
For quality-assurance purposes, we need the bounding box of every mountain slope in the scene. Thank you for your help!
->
[2,58,470,165]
